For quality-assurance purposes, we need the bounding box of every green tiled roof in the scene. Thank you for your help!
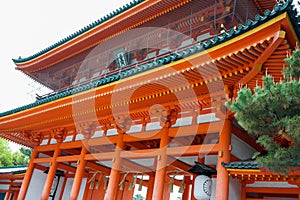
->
[222,161,259,169]
[0,165,28,174]
[1,0,298,118]
[12,0,145,63]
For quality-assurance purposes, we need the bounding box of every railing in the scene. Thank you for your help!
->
[35,0,250,99]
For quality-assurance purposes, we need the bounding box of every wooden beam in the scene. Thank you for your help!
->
[245,187,300,194]
[166,156,191,172]
[238,30,285,85]
[167,144,220,157]
[168,122,222,138]
[231,125,262,151]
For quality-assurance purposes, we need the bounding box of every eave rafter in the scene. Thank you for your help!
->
[238,30,286,86]
[227,168,300,184]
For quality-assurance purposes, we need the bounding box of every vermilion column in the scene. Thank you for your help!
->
[70,146,88,200]
[18,146,38,200]
[215,117,232,200]
[41,144,61,200]
[105,129,125,200]
[58,172,68,200]
[146,173,154,200]
[12,191,19,200]
[4,191,11,200]
[182,176,191,200]
[152,126,170,200]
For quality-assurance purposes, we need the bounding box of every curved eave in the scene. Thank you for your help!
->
[1,0,299,146]
[12,0,145,64]
[2,4,297,119]
[13,0,191,73]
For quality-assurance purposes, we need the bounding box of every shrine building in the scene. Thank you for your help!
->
[0,0,300,199]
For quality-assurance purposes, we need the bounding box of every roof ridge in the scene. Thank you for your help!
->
[1,0,297,118]
[12,0,145,63]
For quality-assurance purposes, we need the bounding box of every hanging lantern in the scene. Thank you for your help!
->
[193,175,212,200]
[188,161,216,200]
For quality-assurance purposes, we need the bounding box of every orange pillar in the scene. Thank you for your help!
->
[146,173,154,200]
[12,191,19,200]
[58,173,68,200]
[163,175,170,200]
[4,192,11,200]
[41,144,61,200]
[105,130,124,200]
[70,146,88,200]
[241,185,246,200]
[215,118,232,200]
[18,146,39,200]
[152,126,170,200]
[191,175,197,200]
[182,176,191,200]
[123,178,135,200]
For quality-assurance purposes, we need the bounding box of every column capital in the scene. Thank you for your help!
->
[150,105,179,128]
[51,127,67,143]
[113,114,132,133]
[22,131,43,145]
[78,121,98,139]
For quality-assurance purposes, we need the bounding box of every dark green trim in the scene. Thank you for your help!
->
[0,165,27,169]
[2,0,298,118]
[12,0,145,63]
[221,161,259,169]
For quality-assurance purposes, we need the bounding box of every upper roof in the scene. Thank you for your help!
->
[0,0,298,147]
[2,0,298,118]
[12,0,278,72]
[12,0,145,64]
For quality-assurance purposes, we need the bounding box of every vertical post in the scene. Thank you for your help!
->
[163,175,170,200]
[70,146,88,200]
[18,146,39,200]
[58,173,68,200]
[4,192,11,200]
[152,126,170,200]
[191,157,204,200]
[41,144,61,200]
[241,183,246,200]
[215,117,232,200]
[182,176,191,200]
[12,191,19,200]
[146,173,155,200]
[191,175,197,200]
[105,129,124,200]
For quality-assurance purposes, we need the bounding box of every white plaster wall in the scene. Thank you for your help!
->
[62,178,87,200]
[231,134,256,160]
[195,177,240,200]
[247,181,298,188]
[0,185,9,191]
[25,169,70,200]
[228,177,241,200]
[210,178,217,200]
[54,177,65,200]
[25,169,47,200]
